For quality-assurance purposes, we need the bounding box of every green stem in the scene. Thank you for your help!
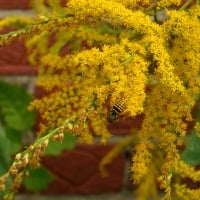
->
[196,97,200,122]
[35,126,59,144]
[179,0,193,10]
[146,0,158,11]
[0,14,73,46]
[153,7,158,23]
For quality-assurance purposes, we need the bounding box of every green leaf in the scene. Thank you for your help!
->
[45,132,76,156]
[181,130,200,166]
[0,124,11,175]
[5,127,22,154]
[0,80,36,131]
[23,167,53,192]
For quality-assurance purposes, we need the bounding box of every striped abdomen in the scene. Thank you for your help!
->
[107,100,125,123]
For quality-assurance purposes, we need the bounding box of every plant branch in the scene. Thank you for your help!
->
[0,14,74,46]
[179,0,194,10]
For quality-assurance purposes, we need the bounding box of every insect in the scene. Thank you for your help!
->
[107,100,125,123]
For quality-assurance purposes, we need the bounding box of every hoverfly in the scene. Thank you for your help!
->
[107,100,125,123]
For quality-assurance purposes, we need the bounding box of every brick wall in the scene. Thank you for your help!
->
[0,0,141,195]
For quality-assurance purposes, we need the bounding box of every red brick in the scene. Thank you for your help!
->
[0,0,31,9]
[42,144,126,194]
[0,40,29,65]
[107,115,144,135]
[0,0,194,10]
[0,64,37,75]
[0,30,38,75]
[0,0,68,9]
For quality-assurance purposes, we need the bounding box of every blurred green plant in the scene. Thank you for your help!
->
[0,80,77,195]
[0,79,36,174]
[0,80,50,195]
[0,79,35,197]
[45,132,76,156]
[182,100,200,166]
[182,130,200,166]
[23,167,53,193]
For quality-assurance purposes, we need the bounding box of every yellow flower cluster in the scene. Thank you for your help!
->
[67,0,186,93]
[157,0,182,8]
[130,141,154,183]
[175,184,200,200]
[28,1,200,199]
[174,159,200,182]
